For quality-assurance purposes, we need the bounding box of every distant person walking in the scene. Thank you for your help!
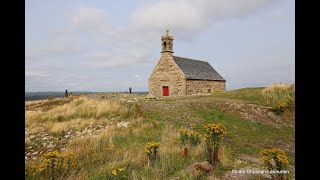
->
[129,87,132,94]
[65,90,68,98]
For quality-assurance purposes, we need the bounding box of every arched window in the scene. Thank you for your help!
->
[163,42,167,51]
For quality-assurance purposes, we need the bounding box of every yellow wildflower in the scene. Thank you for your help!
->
[118,167,126,172]
[112,169,117,175]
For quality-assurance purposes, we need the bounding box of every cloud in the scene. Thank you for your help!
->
[135,75,143,81]
[27,1,282,69]
[70,5,107,30]
[270,9,283,18]
[26,0,289,91]
[132,0,281,39]
[25,70,50,78]
[25,34,87,68]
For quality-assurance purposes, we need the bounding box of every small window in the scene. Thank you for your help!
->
[163,42,167,50]
[208,89,211,93]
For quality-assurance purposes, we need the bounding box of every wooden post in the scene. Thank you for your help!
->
[184,147,188,157]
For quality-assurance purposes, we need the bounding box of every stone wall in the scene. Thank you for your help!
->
[148,53,186,96]
[186,80,225,95]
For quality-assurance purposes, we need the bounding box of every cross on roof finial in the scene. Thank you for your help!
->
[166,29,169,35]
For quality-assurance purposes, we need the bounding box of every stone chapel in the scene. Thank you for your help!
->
[148,30,226,96]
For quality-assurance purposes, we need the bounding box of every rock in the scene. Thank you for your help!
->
[187,161,214,179]
[117,122,129,127]
[31,152,38,155]
[200,162,213,172]
[47,144,55,148]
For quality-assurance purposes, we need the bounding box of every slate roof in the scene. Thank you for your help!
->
[173,56,226,81]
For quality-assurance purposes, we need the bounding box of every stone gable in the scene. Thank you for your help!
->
[148,53,186,96]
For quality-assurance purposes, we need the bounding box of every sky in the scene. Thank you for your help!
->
[25,0,295,92]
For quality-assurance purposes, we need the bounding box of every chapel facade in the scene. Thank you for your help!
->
[148,30,226,96]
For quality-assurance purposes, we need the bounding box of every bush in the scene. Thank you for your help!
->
[204,123,227,167]
[178,129,201,146]
[144,141,160,166]
[25,151,76,179]
[260,148,289,180]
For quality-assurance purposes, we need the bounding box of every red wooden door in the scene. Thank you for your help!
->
[163,86,169,96]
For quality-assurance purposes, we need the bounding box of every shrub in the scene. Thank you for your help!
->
[25,151,76,179]
[144,141,160,166]
[204,123,227,167]
[260,148,289,180]
[178,129,201,146]
[272,100,288,114]
[178,129,201,157]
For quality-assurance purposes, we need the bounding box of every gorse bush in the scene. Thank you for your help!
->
[262,83,295,114]
[178,129,201,146]
[204,123,227,166]
[144,141,160,166]
[260,148,289,180]
[26,151,76,180]
[273,100,288,114]
[260,148,289,170]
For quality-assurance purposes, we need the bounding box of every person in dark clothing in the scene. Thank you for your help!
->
[65,90,68,97]
[129,87,132,94]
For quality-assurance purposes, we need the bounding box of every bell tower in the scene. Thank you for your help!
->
[161,30,174,54]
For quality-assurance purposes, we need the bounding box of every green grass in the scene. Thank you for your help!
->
[212,87,267,105]
[196,108,294,164]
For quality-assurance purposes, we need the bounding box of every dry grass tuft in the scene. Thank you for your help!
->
[262,83,294,97]
[262,83,295,115]
[26,97,140,134]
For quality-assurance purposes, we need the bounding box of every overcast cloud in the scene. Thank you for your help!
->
[26,0,294,92]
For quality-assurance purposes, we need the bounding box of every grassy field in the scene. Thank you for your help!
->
[25,86,295,179]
